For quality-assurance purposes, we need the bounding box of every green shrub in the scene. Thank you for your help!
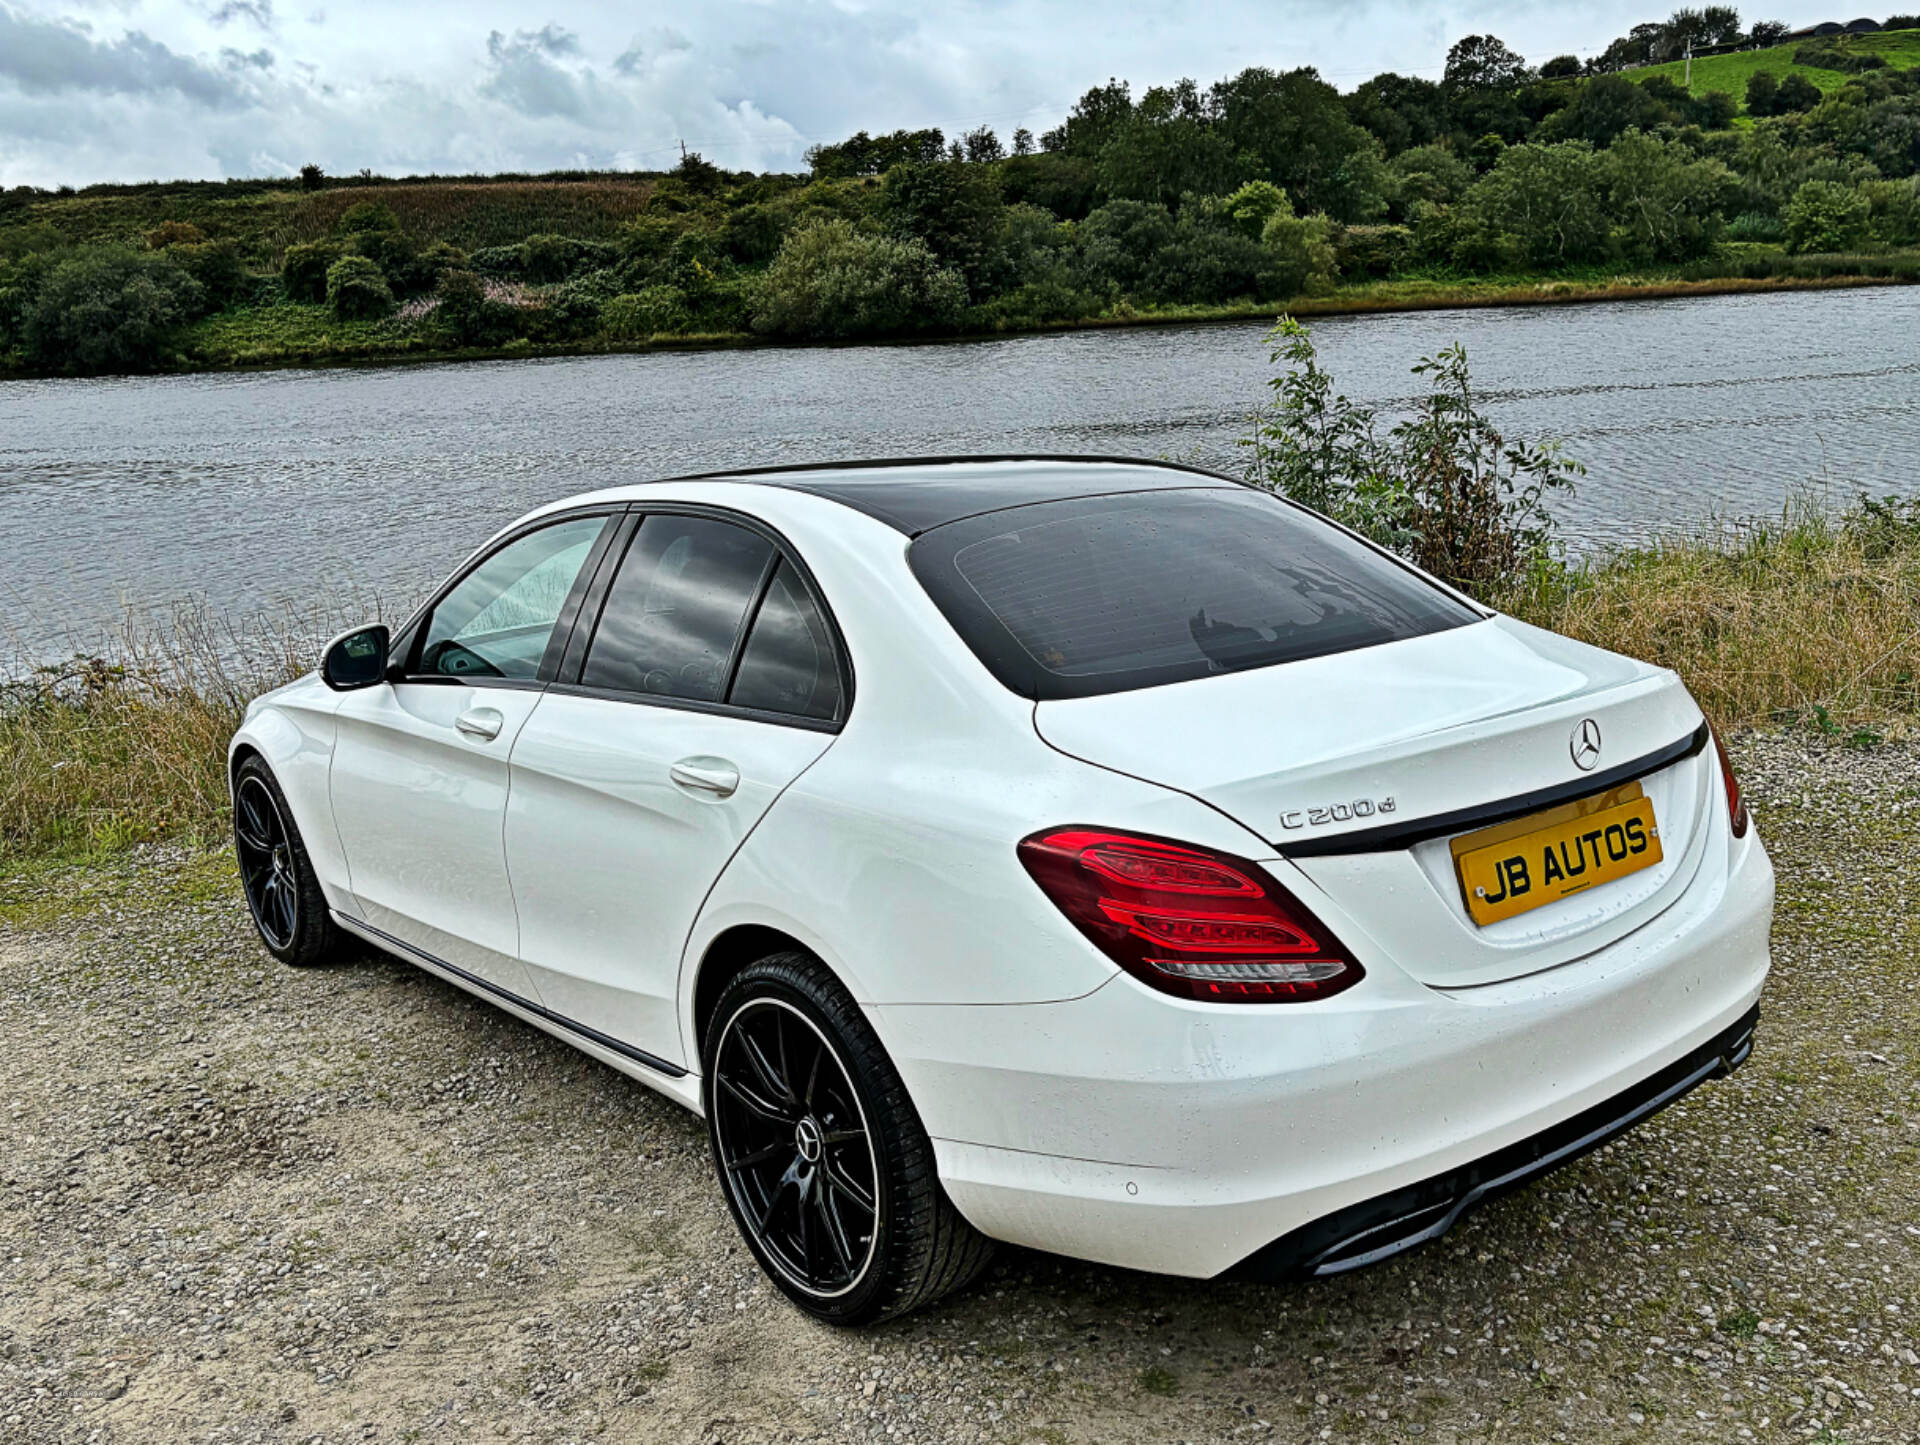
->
[334,201,401,235]
[1221,181,1290,239]
[1774,73,1825,114]
[1241,317,1578,597]
[717,203,787,263]
[1785,179,1872,253]
[1390,146,1475,210]
[281,241,343,302]
[1793,43,1887,74]
[520,233,617,284]
[523,278,601,340]
[469,244,524,278]
[1598,131,1732,263]
[1076,200,1178,298]
[1160,212,1287,302]
[349,230,438,296]
[169,241,246,312]
[22,246,202,373]
[1333,224,1413,279]
[751,219,966,339]
[1261,207,1338,295]
[1452,141,1610,270]
[1724,211,1787,242]
[602,285,690,338]
[434,270,519,346]
[1865,178,1920,245]
[324,255,393,319]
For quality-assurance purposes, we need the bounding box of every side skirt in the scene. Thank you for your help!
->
[332,911,705,1114]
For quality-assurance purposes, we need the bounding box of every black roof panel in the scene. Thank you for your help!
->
[669,456,1241,535]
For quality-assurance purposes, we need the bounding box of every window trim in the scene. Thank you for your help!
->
[554,502,854,733]
[388,505,625,691]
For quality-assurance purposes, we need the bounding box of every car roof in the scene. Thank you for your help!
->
[636,456,1246,536]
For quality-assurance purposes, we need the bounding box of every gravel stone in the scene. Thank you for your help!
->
[1,733,1916,1442]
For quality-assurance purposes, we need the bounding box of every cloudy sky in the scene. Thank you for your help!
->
[1,1,1836,187]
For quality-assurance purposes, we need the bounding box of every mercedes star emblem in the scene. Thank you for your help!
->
[1570,718,1603,771]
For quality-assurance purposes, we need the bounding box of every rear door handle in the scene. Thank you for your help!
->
[455,706,505,742]
[670,757,740,799]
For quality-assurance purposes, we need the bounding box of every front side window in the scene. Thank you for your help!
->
[582,515,774,702]
[418,515,608,680]
[909,487,1480,700]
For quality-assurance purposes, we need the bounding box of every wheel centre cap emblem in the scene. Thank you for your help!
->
[795,1117,824,1164]
[1570,718,1603,772]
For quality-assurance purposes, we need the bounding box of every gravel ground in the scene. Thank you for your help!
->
[3,734,1918,1445]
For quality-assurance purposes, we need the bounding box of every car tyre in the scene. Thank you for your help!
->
[703,951,995,1325]
[232,755,343,968]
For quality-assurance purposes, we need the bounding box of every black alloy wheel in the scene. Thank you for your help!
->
[703,952,995,1324]
[235,773,299,951]
[231,755,343,968]
[711,995,880,1298]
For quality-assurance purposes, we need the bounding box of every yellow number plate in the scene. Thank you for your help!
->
[1451,782,1663,926]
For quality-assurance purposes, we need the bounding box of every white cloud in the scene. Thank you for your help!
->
[0,0,1847,187]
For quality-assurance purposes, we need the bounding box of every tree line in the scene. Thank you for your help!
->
[2,8,1919,371]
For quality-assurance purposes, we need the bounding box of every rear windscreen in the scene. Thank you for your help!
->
[908,487,1481,700]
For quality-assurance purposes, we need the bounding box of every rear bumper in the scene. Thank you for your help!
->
[1231,1003,1757,1279]
[871,827,1773,1279]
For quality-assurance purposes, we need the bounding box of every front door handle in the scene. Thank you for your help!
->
[670,757,740,799]
[454,706,505,742]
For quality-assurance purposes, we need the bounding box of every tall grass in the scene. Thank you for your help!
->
[3,501,1918,865]
[0,604,352,861]
[276,182,657,250]
[1505,498,1920,732]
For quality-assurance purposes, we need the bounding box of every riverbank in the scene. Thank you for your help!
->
[4,732,1917,1442]
[6,499,1919,862]
[3,259,1916,381]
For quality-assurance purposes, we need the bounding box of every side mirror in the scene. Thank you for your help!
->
[321,624,390,691]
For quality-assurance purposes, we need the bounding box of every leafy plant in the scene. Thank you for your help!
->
[281,241,343,303]
[1785,179,1872,253]
[751,219,967,340]
[324,255,393,320]
[1241,317,1580,595]
[22,246,202,372]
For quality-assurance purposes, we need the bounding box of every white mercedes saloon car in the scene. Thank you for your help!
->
[229,456,1773,1324]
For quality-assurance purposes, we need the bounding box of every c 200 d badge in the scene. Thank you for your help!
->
[1279,797,1397,830]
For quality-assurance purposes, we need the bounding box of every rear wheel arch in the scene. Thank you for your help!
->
[691,924,817,1066]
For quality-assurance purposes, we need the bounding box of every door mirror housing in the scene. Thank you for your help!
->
[321,624,391,691]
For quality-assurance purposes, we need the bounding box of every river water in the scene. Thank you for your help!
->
[3,285,1917,663]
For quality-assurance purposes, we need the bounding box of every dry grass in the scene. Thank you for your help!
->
[5,502,1920,862]
[1506,499,1920,734]
[0,604,356,861]
[275,181,656,249]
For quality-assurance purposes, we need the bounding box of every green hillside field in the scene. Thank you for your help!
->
[1639,26,1920,113]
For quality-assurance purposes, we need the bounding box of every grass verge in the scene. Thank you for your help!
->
[1505,497,1920,738]
[5,500,1920,862]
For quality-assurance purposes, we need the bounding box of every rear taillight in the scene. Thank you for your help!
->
[1016,828,1362,1003]
[1711,728,1749,837]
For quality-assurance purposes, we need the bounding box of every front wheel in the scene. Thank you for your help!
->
[232,755,344,968]
[703,952,994,1324]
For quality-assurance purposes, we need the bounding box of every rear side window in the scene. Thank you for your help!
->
[582,515,773,702]
[729,561,844,721]
[908,488,1479,700]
